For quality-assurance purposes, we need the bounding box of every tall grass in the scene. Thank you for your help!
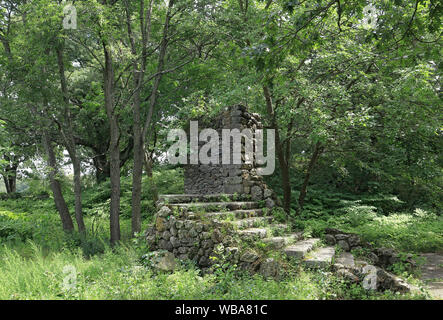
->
[0,241,429,300]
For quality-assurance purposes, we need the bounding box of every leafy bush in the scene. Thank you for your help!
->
[0,210,33,241]
[335,201,378,227]
[0,193,22,200]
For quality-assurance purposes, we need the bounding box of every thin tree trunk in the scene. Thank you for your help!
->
[41,132,74,233]
[263,85,291,213]
[72,156,85,234]
[143,151,153,179]
[298,141,323,212]
[56,45,86,235]
[3,176,10,193]
[128,0,170,235]
[3,164,17,193]
[144,149,158,203]
[3,176,14,193]
[9,176,16,193]
[140,0,173,208]
[103,43,121,245]
[93,153,110,183]
[126,0,151,236]
[131,84,143,235]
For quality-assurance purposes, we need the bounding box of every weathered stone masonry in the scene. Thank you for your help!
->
[144,104,414,293]
[146,105,279,270]
[184,104,275,203]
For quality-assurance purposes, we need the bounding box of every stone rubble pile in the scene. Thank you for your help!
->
[326,228,415,293]
[325,228,416,269]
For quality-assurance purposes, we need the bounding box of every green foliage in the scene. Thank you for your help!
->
[0,192,431,300]
[271,206,287,223]
[0,239,429,300]
[0,209,33,242]
[79,168,183,219]
[0,0,440,301]
[290,188,443,252]
[351,212,443,253]
[336,202,378,228]
[209,244,239,295]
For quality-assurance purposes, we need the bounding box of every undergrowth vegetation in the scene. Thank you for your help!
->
[288,190,442,253]
[0,168,438,300]
[0,241,429,300]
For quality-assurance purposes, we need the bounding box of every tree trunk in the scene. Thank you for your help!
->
[280,160,291,213]
[129,0,170,236]
[72,155,86,234]
[3,165,17,193]
[103,43,121,245]
[93,153,110,183]
[56,45,86,235]
[263,85,291,213]
[41,132,74,233]
[144,149,158,203]
[298,141,323,213]
[3,176,10,193]
[126,0,146,236]
[8,175,16,193]
[131,79,143,235]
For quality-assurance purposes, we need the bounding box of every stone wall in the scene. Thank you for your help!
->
[145,201,279,276]
[145,205,237,269]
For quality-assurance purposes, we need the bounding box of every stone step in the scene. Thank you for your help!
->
[158,194,251,204]
[171,201,260,212]
[283,238,321,259]
[205,209,265,220]
[262,232,303,249]
[237,228,269,240]
[303,246,336,268]
[334,252,355,269]
[231,216,273,229]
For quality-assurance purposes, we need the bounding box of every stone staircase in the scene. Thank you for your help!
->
[147,193,414,294]
[149,194,337,271]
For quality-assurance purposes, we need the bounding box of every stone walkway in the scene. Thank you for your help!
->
[419,253,443,300]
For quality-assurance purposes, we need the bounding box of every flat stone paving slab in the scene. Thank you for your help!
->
[420,253,443,300]
[158,194,251,203]
[238,228,268,239]
[262,233,300,249]
[304,246,335,268]
[335,252,355,268]
[270,224,290,235]
[232,216,273,229]
[262,236,286,249]
[283,238,320,259]
[205,209,264,219]
[173,201,259,211]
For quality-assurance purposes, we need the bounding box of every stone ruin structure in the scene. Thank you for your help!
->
[183,104,274,203]
[144,104,414,294]
[145,104,280,271]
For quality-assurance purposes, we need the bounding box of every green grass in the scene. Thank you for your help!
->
[351,212,443,253]
[0,241,429,300]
